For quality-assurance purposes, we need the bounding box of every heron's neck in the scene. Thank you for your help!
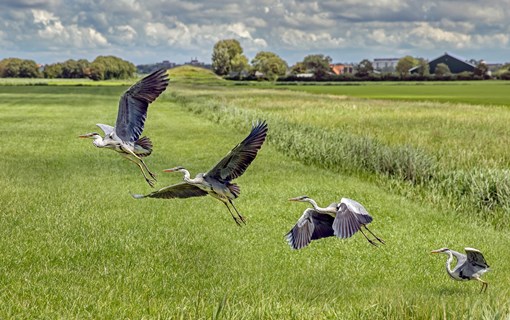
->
[445,251,455,276]
[306,199,328,212]
[92,135,106,147]
[179,169,192,182]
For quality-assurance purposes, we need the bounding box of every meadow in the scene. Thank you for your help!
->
[276,81,510,106]
[1,71,510,318]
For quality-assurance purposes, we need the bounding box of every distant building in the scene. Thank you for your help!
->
[373,58,399,72]
[185,57,204,66]
[330,63,354,75]
[409,52,476,74]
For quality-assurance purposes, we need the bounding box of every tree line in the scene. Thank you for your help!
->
[0,56,136,80]
[212,39,510,81]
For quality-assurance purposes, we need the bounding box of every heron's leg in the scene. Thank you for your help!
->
[228,199,246,224]
[363,225,385,244]
[122,154,156,187]
[359,228,378,246]
[139,157,157,180]
[124,148,157,181]
[223,202,243,227]
[476,278,488,293]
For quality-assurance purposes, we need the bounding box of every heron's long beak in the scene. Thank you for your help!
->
[431,250,440,254]
[163,168,176,172]
[78,134,89,138]
[288,197,300,202]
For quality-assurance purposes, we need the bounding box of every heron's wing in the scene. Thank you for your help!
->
[465,248,489,268]
[115,68,169,142]
[285,208,334,250]
[132,182,207,199]
[205,121,268,181]
[96,123,114,135]
[340,198,373,225]
[333,202,361,238]
[310,211,335,240]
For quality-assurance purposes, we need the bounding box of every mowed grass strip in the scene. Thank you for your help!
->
[1,85,510,318]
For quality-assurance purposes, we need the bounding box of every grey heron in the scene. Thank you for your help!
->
[79,68,169,187]
[431,247,490,293]
[131,121,268,226]
[285,196,384,249]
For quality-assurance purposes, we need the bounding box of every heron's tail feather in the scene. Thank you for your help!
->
[130,192,146,199]
[135,136,153,156]
[228,183,240,198]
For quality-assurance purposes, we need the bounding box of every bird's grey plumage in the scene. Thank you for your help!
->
[340,198,373,225]
[286,196,384,249]
[206,121,268,181]
[285,208,335,250]
[333,202,361,239]
[115,68,170,142]
[132,121,268,226]
[431,247,490,292]
[80,68,169,187]
[96,123,114,136]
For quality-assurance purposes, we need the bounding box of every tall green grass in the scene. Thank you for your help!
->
[168,85,510,227]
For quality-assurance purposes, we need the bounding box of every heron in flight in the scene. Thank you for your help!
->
[285,196,384,249]
[79,69,169,187]
[131,121,268,225]
[431,247,490,293]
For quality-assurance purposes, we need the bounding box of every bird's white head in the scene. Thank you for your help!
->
[289,195,311,202]
[431,248,450,254]
[79,132,105,147]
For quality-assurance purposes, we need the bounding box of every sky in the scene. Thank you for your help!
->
[1,0,509,66]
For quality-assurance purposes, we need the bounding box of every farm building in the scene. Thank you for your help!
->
[373,58,399,72]
[410,52,476,74]
[330,63,354,75]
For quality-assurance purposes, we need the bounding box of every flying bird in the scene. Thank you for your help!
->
[79,69,169,187]
[431,247,490,293]
[285,196,384,249]
[131,121,268,226]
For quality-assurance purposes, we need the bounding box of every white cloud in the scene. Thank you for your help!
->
[409,22,471,48]
[280,29,346,48]
[32,9,108,48]
[144,20,267,52]
[109,25,137,43]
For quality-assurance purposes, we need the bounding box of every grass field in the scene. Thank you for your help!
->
[277,81,510,106]
[1,73,510,318]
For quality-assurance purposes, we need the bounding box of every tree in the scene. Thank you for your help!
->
[416,58,430,76]
[211,39,247,76]
[302,54,332,78]
[435,63,451,76]
[356,59,374,77]
[89,56,136,81]
[231,54,249,75]
[43,63,63,78]
[396,56,418,78]
[474,61,488,77]
[0,58,41,78]
[251,51,288,81]
[290,62,306,75]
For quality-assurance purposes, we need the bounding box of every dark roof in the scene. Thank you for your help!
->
[409,52,477,74]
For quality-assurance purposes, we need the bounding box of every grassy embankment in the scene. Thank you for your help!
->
[1,68,510,318]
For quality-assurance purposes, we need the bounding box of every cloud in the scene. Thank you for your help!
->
[0,0,508,64]
[32,9,108,48]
